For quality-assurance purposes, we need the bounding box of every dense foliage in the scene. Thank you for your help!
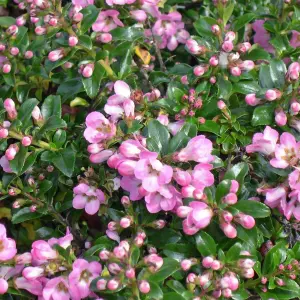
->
[0,0,300,299]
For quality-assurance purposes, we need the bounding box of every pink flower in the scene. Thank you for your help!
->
[264,186,287,209]
[145,185,181,213]
[177,135,214,163]
[84,112,116,143]
[104,80,135,120]
[92,10,124,33]
[168,120,184,135]
[73,183,105,215]
[106,0,136,5]
[0,224,17,261]
[134,151,173,193]
[290,30,300,48]
[191,163,214,190]
[289,169,300,190]
[43,276,70,300]
[69,259,102,299]
[179,201,213,235]
[270,132,300,168]
[48,228,73,249]
[90,149,114,164]
[31,240,58,264]
[130,10,147,22]
[252,20,274,53]
[246,126,278,155]
[14,277,43,296]
[0,156,13,173]
[72,0,94,7]
[285,191,300,220]
[120,176,146,200]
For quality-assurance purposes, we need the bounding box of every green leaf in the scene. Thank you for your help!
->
[78,35,93,50]
[232,13,256,31]
[119,48,132,79]
[259,59,287,88]
[57,78,84,100]
[80,5,100,34]
[12,207,43,224]
[224,162,249,184]
[0,16,15,26]
[145,282,163,300]
[233,200,271,218]
[237,226,258,250]
[37,116,67,138]
[147,228,182,248]
[198,120,221,136]
[83,62,106,98]
[146,120,170,155]
[168,123,197,153]
[129,246,140,265]
[216,179,232,203]
[110,26,143,41]
[9,145,27,175]
[51,148,76,177]
[194,17,217,38]
[149,71,170,85]
[218,76,232,100]
[41,95,62,120]
[16,85,31,103]
[252,104,275,126]
[223,1,235,25]
[163,293,186,300]
[244,47,271,61]
[262,241,287,274]
[53,129,66,148]
[148,258,180,282]
[18,98,39,129]
[226,243,243,262]
[233,81,260,94]
[195,231,217,256]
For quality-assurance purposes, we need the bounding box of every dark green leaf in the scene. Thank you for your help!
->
[252,104,275,126]
[224,162,249,184]
[78,35,93,50]
[12,207,43,224]
[233,81,260,94]
[57,78,84,100]
[37,116,67,138]
[83,62,106,98]
[119,49,132,79]
[195,231,217,256]
[233,13,256,31]
[148,258,180,282]
[80,5,100,34]
[262,241,287,274]
[145,282,163,300]
[233,200,271,218]
[51,148,76,177]
[41,95,62,119]
[9,145,27,175]
[0,16,15,26]
[18,98,39,129]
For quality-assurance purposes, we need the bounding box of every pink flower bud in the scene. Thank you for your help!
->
[118,160,136,176]
[30,205,37,212]
[82,64,94,78]
[222,41,234,52]
[198,271,212,286]
[187,273,196,283]
[73,12,83,22]
[2,64,11,74]
[22,136,32,147]
[210,76,216,84]
[230,66,241,76]
[69,36,78,47]
[99,249,110,260]
[194,65,206,76]
[4,98,17,119]
[242,268,255,278]
[9,188,16,196]
[125,268,135,279]
[202,256,214,268]
[121,196,130,206]
[217,100,226,110]
[265,89,278,101]
[211,260,222,270]
[153,220,166,229]
[130,10,147,22]
[124,99,135,118]
[35,26,46,35]
[221,222,237,238]
[16,16,26,26]
[225,31,236,41]
[240,60,255,71]
[113,245,127,259]
[181,75,189,85]
[30,17,40,23]
[291,102,300,114]
[181,259,192,271]
[174,169,191,186]
[176,206,193,218]
[87,143,103,154]
[235,213,255,229]
[22,266,44,280]
[239,258,255,269]
[0,128,8,138]
[230,180,239,193]
[97,279,107,290]
[212,290,222,298]
[275,109,287,126]
[15,252,32,264]
[222,288,232,298]
[6,144,19,160]
[193,189,204,200]
[181,185,195,198]
[139,280,150,294]
[7,25,18,35]
[209,55,219,66]
[134,236,144,247]
[107,279,119,291]
[108,263,122,274]
[245,93,260,106]
[222,211,233,223]
[0,44,6,51]
[0,278,8,295]
[24,50,33,59]
[261,277,267,284]
[211,24,220,35]
[238,42,251,53]
[223,193,237,205]
[98,33,112,43]
[48,49,64,62]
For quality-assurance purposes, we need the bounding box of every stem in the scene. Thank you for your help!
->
[8,130,58,151]
[147,20,167,72]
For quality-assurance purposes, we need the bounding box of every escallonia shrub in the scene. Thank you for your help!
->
[0,0,300,299]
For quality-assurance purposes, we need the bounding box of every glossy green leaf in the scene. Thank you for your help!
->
[148,258,180,282]
[41,95,62,119]
[83,62,106,98]
[233,200,271,218]
[195,231,217,256]
[12,207,43,224]
[80,5,100,34]
[252,104,275,126]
